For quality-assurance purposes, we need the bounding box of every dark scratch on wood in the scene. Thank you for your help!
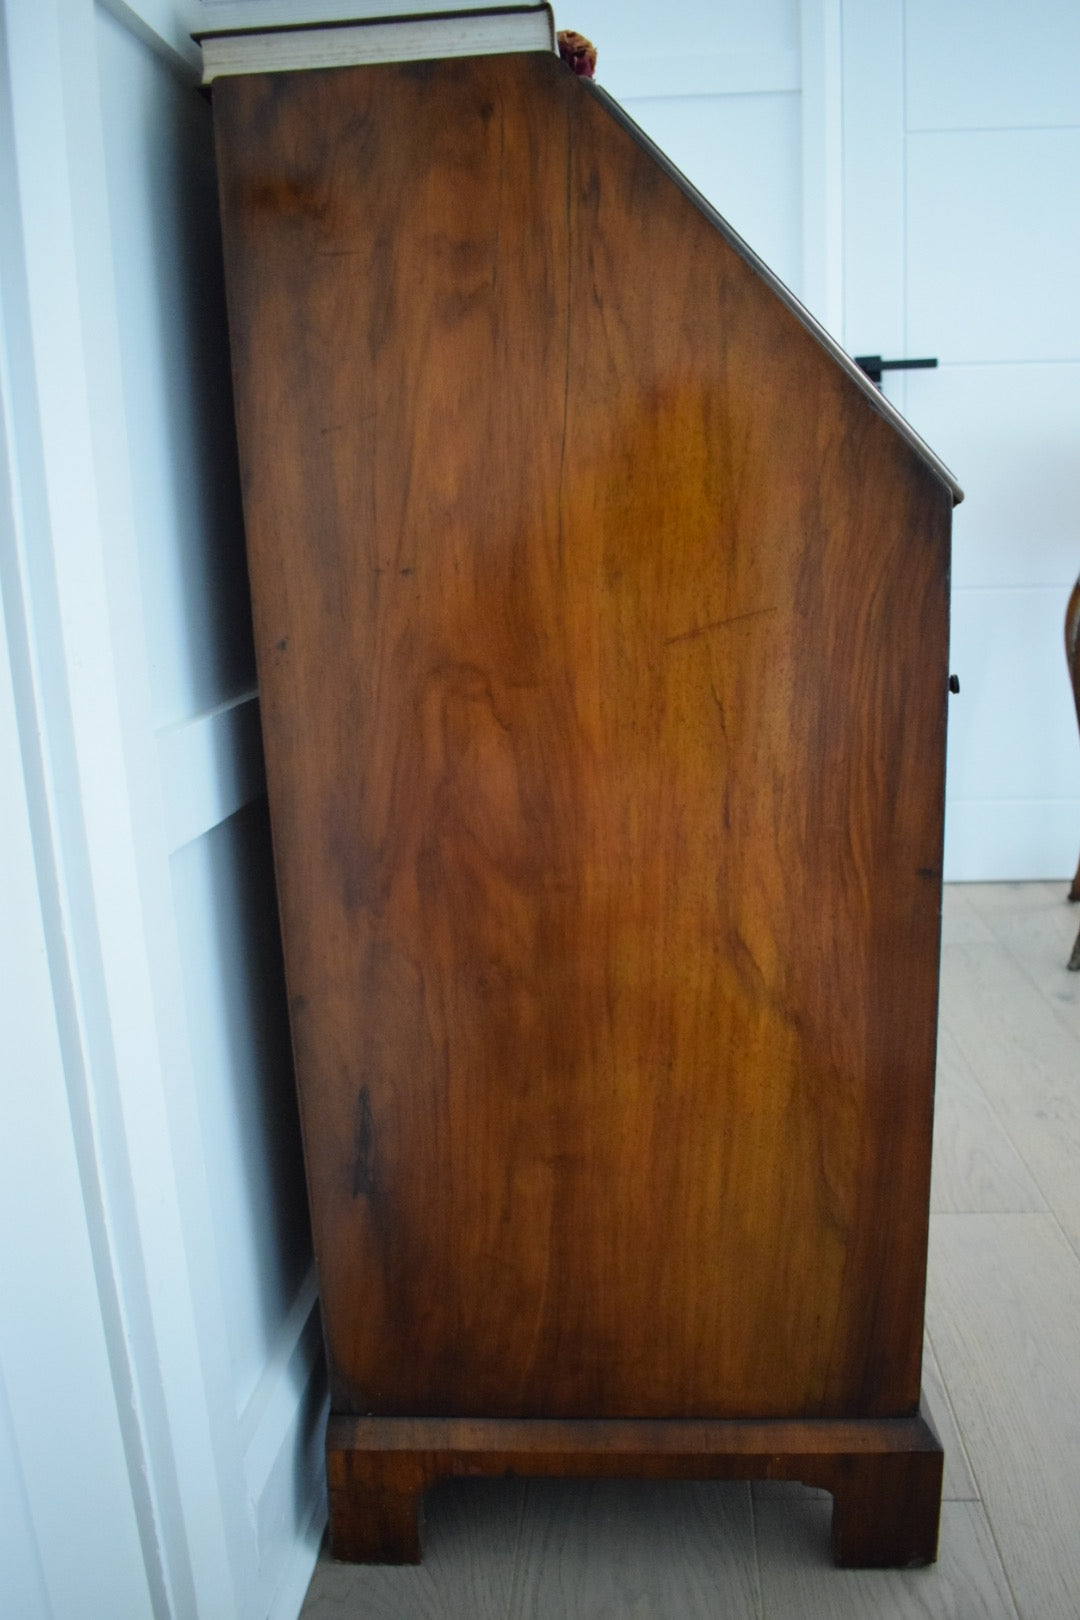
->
[352,1085,377,1198]
[665,606,777,647]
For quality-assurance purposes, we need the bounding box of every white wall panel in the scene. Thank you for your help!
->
[97,6,254,729]
[540,0,799,91]
[903,363,1080,591]
[944,798,1080,884]
[158,690,264,855]
[3,0,327,1611]
[171,802,311,1416]
[946,587,1080,879]
[2,0,239,1605]
[884,0,1080,881]
[244,1298,327,1617]
[93,18,324,1599]
[621,92,803,294]
[0,519,154,1615]
[543,2,803,296]
[905,0,1080,132]
[906,129,1080,364]
[0,1365,51,1620]
[840,0,904,358]
[799,0,842,333]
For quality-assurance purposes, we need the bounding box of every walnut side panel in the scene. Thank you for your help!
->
[213,53,951,1421]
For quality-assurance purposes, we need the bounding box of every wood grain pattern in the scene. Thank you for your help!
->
[295,888,1080,1608]
[325,1410,943,1567]
[214,49,951,1432]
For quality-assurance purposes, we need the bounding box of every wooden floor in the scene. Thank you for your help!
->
[299,883,1080,1620]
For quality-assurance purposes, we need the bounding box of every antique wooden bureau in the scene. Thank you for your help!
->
[207,10,962,1568]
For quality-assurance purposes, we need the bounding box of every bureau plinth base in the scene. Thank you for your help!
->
[326,1408,944,1569]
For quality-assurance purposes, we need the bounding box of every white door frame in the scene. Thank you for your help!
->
[0,0,242,1612]
[800,0,844,336]
[0,243,158,1620]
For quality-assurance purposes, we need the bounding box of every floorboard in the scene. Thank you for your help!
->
[299,1478,524,1619]
[932,1023,1049,1218]
[931,1027,1047,1215]
[964,882,1080,1021]
[508,1480,760,1619]
[940,886,998,947]
[928,1212,1080,1620]
[939,942,1080,1258]
[921,1334,978,1503]
[755,1498,1018,1619]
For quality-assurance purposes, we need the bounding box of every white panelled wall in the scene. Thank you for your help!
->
[842,0,1080,880]
[1,0,324,1617]
[571,0,809,311]
[0,3,1076,1619]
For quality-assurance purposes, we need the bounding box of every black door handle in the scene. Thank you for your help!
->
[854,355,938,388]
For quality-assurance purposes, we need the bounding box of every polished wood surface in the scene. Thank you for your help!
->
[297,888,1080,1608]
[213,49,951,1426]
[325,1411,944,1568]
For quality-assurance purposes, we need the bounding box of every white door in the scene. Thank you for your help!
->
[0,453,155,1620]
[842,0,1080,882]
[1,1,327,1614]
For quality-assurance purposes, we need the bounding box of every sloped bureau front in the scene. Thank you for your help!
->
[213,48,953,1564]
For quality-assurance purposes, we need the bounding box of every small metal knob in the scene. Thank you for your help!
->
[949,674,960,694]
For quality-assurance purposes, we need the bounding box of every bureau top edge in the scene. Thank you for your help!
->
[197,6,557,84]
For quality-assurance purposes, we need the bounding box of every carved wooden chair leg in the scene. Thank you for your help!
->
[1066,577,1080,974]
